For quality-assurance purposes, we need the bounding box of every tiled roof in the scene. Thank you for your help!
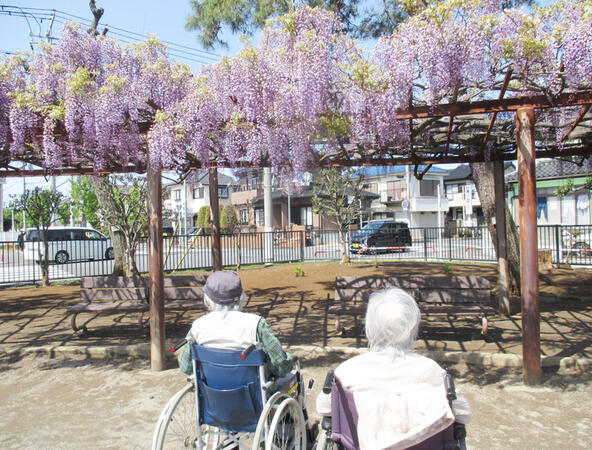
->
[358,165,448,178]
[445,162,515,181]
[505,158,592,182]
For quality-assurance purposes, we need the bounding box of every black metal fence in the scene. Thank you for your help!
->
[1,224,590,285]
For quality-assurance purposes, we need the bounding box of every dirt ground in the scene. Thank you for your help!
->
[1,261,592,449]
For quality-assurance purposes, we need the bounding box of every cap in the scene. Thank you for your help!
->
[203,271,244,305]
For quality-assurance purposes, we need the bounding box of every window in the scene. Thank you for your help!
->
[84,230,103,240]
[193,187,204,199]
[218,186,229,198]
[298,206,313,226]
[239,208,249,225]
[174,189,181,201]
[255,209,264,227]
[419,180,438,196]
[384,180,405,200]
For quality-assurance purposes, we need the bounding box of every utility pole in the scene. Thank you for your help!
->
[264,167,274,265]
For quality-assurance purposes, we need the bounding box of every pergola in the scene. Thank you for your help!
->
[2,84,592,384]
[2,1,592,384]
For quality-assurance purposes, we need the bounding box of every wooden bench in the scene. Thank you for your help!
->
[67,274,207,332]
[329,275,497,336]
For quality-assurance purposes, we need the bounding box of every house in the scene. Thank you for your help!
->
[358,165,449,229]
[443,162,515,228]
[230,169,379,231]
[505,158,591,225]
[163,170,237,231]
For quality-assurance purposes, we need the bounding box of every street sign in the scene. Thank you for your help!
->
[401,191,407,199]
[402,199,409,209]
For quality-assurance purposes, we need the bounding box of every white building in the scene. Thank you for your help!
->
[163,170,237,231]
[359,166,449,229]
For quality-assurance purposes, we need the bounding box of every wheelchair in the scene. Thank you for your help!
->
[152,341,315,450]
[315,370,467,450]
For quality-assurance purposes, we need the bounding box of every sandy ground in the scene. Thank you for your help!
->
[1,355,591,450]
[1,261,592,449]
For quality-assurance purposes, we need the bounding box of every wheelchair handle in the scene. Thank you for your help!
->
[322,370,335,394]
[169,338,187,352]
[241,343,257,360]
[445,372,457,402]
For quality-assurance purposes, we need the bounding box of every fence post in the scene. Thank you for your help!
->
[555,225,561,267]
[300,231,304,262]
[423,228,428,261]
[448,230,452,260]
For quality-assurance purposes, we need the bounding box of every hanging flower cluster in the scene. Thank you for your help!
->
[0,0,591,174]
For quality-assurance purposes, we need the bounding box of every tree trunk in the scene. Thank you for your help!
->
[338,228,350,264]
[41,239,50,286]
[472,162,521,294]
[109,228,127,276]
[89,176,129,276]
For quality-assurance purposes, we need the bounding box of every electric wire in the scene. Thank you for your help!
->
[0,5,221,65]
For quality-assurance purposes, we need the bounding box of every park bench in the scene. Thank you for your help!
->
[329,275,497,336]
[67,274,207,333]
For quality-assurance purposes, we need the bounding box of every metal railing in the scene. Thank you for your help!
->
[1,224,590,285]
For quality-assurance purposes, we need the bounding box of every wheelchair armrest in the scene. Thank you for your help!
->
[322,370,335,394]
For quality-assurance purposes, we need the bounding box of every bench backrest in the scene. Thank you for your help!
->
[81,274,206,303]
[335,275,491,306]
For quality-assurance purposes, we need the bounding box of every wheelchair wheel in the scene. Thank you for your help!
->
[153,383,199,449]
[266,396,307,450]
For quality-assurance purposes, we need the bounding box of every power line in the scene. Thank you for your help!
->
[0,5,221,65]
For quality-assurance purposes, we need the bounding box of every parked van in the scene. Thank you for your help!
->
[349,220,412,254]
[20,227,114,264]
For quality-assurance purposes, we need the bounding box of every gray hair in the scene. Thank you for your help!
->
[364,288,421,354]
[203,291,248,312]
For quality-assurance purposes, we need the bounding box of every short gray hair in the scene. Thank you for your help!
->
[364,288,421,353]
[204,291,248,312]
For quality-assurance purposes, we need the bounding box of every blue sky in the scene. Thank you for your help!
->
[1,0,244,204]
[0,0,243,70]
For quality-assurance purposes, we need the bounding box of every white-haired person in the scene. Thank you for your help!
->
[177,270,295,378]
[316,288,471,449]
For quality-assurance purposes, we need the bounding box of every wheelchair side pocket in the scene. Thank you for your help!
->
[198,380,262,432]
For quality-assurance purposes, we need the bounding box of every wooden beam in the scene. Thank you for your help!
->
[516,107,541,385]
[561,105,591,142]
[147,162,166,371]
[493,160,511,315]
[396,91,592,119]
[483,67,514,146]
[208,166,222,271]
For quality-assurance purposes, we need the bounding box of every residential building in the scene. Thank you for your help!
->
[443,162,515,228]
[163,170,237,231]
[230,169,378,231]
[505,158,591,225]
[358,166,449,229]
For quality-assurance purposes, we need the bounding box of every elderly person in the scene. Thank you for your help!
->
[316,288,471,449]
[177,270,295,378]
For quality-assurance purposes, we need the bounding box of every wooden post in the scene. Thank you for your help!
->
[147,162,166,371]
[208,166,222,271]
[516,108,541,385]
[494,160,511,315]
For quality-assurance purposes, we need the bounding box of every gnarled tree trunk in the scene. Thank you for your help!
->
[472,162,521,295]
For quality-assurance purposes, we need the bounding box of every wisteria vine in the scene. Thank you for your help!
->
[0,0,591,174]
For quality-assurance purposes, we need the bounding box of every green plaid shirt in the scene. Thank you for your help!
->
[177,317,295,377]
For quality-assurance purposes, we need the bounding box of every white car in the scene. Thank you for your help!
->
[21,226,114,264]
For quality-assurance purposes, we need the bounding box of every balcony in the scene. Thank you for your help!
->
[410,197,449,212]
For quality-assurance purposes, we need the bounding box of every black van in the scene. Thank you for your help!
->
[349,220,412,254]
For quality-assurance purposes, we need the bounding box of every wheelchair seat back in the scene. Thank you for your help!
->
[191,343,266,433]
[329,376,456,450]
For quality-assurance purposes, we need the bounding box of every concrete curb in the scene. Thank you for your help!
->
[1,344,590,371]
